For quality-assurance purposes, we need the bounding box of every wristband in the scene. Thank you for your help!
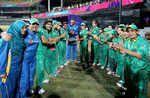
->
[122,51,126,56]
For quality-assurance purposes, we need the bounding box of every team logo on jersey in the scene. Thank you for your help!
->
[142,44,145,47]
[29,40,33,43]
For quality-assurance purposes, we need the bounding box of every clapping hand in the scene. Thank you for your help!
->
[1,32,12,42]
[87,31,92,35]
[113,44,123,51]
[0,74,7,79]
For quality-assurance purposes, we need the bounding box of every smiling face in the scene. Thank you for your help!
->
[45,22,52,31]
[127,28,138,39]
[30,23,39,32]
[63,23,68,30]
[108,25,113,31]
[117,28,123,35]
[70,19,76,26]
[92,21,97,28]
[81,25,85,30]
[99,28,103,34]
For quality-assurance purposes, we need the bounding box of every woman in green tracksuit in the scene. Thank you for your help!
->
[47,21,60,77]
[107,30,117,75]
[99,28,111,69]
[36,20,52,92]
[90,20,99,66]
[57,22,68,68]
[79,23,89,69]
[115,26,127,86]
[57,22,63,68]
[97,27,104,67]
[115,25,150,98]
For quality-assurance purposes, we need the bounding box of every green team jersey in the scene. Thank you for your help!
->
[60,28,68,40]
[124,36,150,74]
[37,28,49,52]
[91,26,99,45]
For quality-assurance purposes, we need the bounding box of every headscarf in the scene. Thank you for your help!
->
[7,20,27,56]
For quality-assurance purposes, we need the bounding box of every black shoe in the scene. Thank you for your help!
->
[27,89,34,97]
[83,64,89,69]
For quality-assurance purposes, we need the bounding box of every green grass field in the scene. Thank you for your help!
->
[31,50,123,98]
[31,63,119,98]
[30,48,150,98]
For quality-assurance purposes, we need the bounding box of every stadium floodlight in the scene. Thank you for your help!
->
[119,0,122,24]
[48,0,50,12]
[61,0,63,8]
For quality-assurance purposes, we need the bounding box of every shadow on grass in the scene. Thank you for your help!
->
[47,93,61,98]
[33,93,61,98]
[84,66,122,97]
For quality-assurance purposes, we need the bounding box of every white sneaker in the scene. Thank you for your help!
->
[43,79,50,84]
[116,81,127,90]
[106,68,110,71]
[75,61,80,64]
[54,71,59,77]
[38,88,46,95]
[30,89,34,94]
[107,71,112,75]
[121,92,126,95]
[101,66,105,69]
[116,82,122,88]
[60,65,64,68]
[114,74,120,78]
[119,80,123,83]
[92,63,96,66]
[122,87,127,90]
[64,61,70,66]
[97,63,101,66]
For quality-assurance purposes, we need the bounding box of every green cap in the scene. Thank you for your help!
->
[29,18,39,24]
[108,30,115,34]
[130,24,138,30]
[81,23,86,26]
[119,24,126,28]
[127,24,138,30]
[104,28,110,32]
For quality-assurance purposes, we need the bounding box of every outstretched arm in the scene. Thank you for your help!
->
[1,32,12,42]
[114,44,142,59]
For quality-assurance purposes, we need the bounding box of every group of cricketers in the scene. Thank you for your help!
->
[0,18,149,98]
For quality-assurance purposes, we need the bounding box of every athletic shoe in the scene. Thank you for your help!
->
[116,82,122,88]
[64,61,70,66]
[92,63,96,66]
[101,66,105,69]
[107,71,112,75]
[58,68,61,73]
[97,63,101,66]
[60,65,64,68]
[27,89,34,97]
[114,74,120,78]
[38,88,46,95]
[116,81,127,90]
[72,60,80,64]
[43,79,50,84]
[106,67,110,71]
[54,71,59,77]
